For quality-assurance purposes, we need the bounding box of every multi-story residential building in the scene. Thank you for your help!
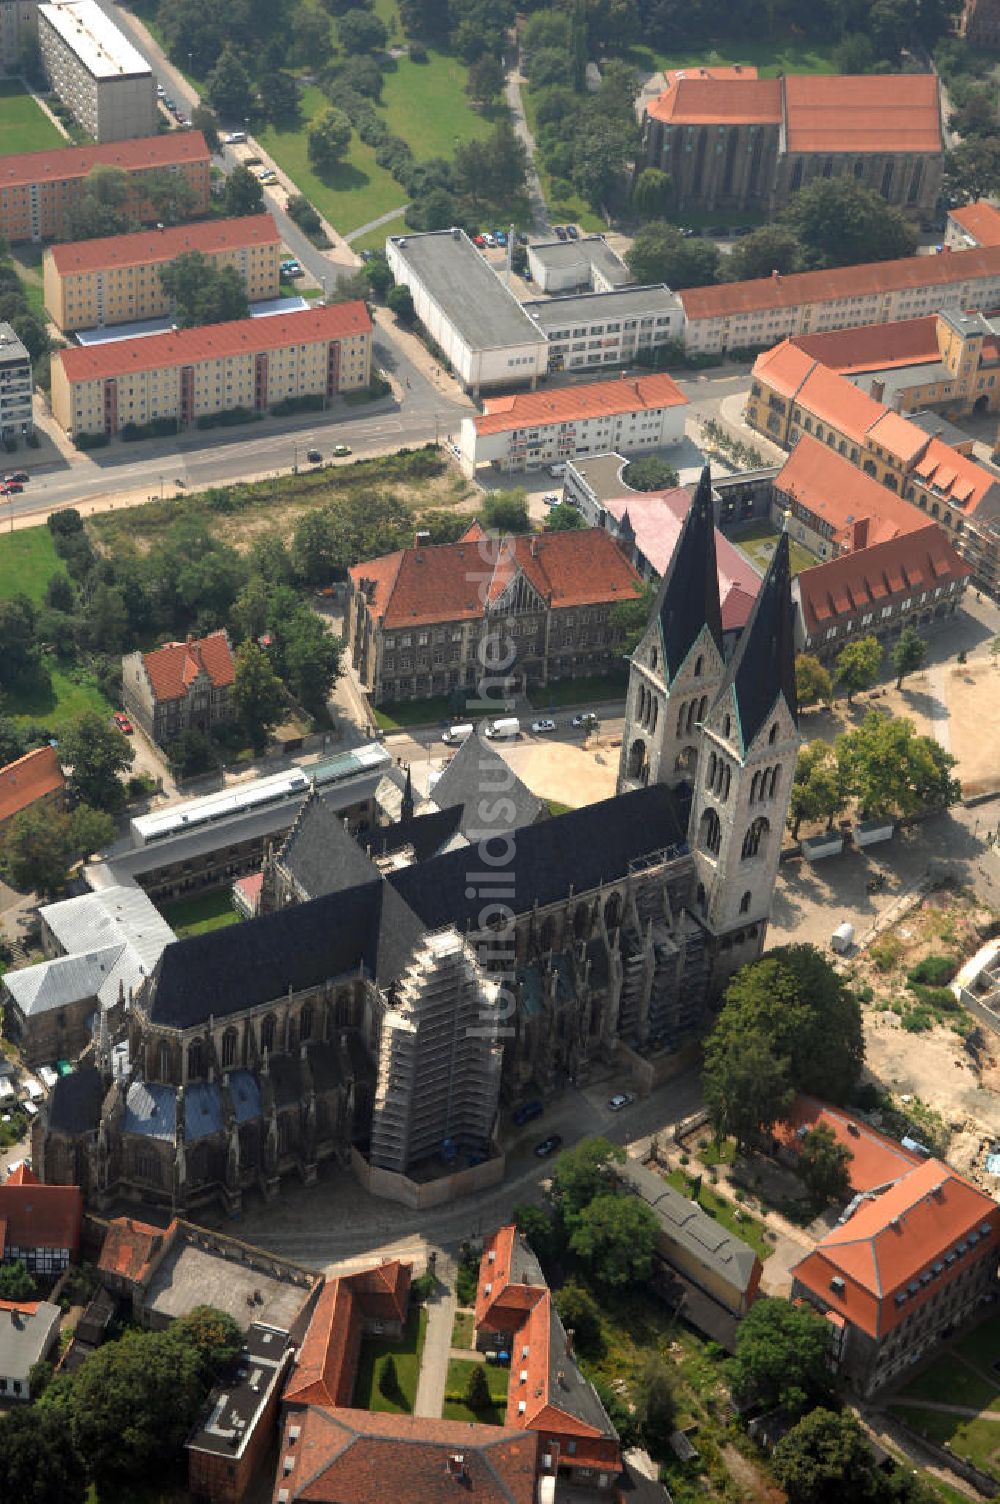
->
[0,131,210,243]
[38,0,155,142]
[792,1158,1000,1395]
[0,322,32,440]
[945,199,1000,251]
[44,214,282,332]
[460,372,688,476]
[51,300,372,439]
[523,284,683,373]
[0,745,65,835]
[680,244,1000,357]
[0,0,38,72]
[643,70,942,218]
[347,521,645,705]
[747,337,1000,593]
[123,629,235,747]
[0,1164,82,1275]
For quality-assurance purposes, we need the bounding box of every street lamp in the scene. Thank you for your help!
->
[293,443,298,475]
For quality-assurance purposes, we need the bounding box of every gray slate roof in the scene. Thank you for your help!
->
[616,1160,760,1294]
[430,730,544,835]
[0,1301,60,1381]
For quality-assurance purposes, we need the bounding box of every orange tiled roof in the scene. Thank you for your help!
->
[49,214,281,276]
[4,1164,38,1186]
[791,316,941,375]
[794,362,888,446]
[0,131,209,190]
[950,201,1000,247]
[57,300,371,384]
[0,746,65,824]
[473,373,687,436]
[349,528,643,630]
[142,630,234,704]
[775,435,927,549]
[796,523,970,634]
[97,1216,171,1284]
[646,76,781,126]
[752,339,819,399]
[791,1159,1000,1340]
[867,409,931,466]
[912,436,1000,515]
[661,64,759,86]
[783,73,941,154]
[680,243,1000,323]
[0,1181,82,1258]
[285,1261,413,1411]
[773,1096,927,1193]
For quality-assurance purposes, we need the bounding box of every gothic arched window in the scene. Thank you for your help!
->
[261,1014,276,1052]
[300,1003,313,1042]
[221,1028,238,1069]
[740,890,752,914]
[187,1038,204,1082]
[699,808,722,857]
[741,816,770,861]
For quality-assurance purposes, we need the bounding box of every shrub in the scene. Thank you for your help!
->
[195,406,259,430]
[408,41,428,62]
[270,393,325,417]
[77,431,109,450]
[902,1007,933,1033]
[907,954,957,986]
[869,935,903,972]
[379,1353,399,1398]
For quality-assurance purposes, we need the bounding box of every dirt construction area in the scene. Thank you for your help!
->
[499,733,619,808]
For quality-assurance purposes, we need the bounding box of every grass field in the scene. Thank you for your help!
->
[0,526,65,604]
[730,521,817,578]
[527,671,628,711]
[451,1310,474,1348]
[895,1404,1000,1478]
[442,1358,508,1425]
[160,888,242,938]
[957,1314,1000,1373]
[5,662,113,730]
[0,79,65,155]
[354,1306,427,1414]
[624,38,839,79]
[349,212,407,253]
[373,694,457,731]
[379,50,496,162]
[899,1356,1000,1413]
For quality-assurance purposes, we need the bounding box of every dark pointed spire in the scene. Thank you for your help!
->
[401,764,414,823]
[653,465,723,683]
[717,529,797,753]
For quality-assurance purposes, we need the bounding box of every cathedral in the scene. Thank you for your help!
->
[37,471,799,1216]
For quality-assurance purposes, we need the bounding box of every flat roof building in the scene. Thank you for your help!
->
[385,228,548,394]
[45,214,283,332]
[51,300,372,440]
[524,283,683,373]
[0,1300,61,1401]
[526,234,631,294]
[0,131,211,243]
[187,1322,294,1504]
[0,321,33,440]
[38,0,156,142]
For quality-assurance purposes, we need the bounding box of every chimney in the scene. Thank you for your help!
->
[870,378,885,402]
[772,269,781,281]
[530,537,538,557]
[414,529,431,548]
[852,516,869,551]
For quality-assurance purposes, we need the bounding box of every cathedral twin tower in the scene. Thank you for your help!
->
[618,466,800,978]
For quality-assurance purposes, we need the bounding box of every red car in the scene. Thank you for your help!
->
[472,234,486,247]
[2,480,23,493]
[113,712,134,734]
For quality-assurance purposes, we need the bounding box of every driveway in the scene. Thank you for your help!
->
[413,1251,457,1419]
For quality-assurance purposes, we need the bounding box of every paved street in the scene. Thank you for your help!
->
[413,1251,457,1419]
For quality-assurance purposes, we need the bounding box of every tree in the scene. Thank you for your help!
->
[467,54,504,106]
[798,1125,853,1205]
[891,624,927,689]
[571,115,637,207]
[482,489,529,533]
[206,44,254,120]
[387,284,415,323]
[512,1201,562,1265]
[772,1409,877,1504]
[945,138,1000,204]
[465,1362,492,1411]
[68,804,115,859]
[224,163,264,216]
[191,104,221,153]
[279,609,343,714]
[634,1354,676,1458]
[453,120,528,214]
[703,1029,793,1150]
[145,169,196,226]
[363,254,394,297]
[549,1136,624,1220]
[795,653,832,710]
[0,1405,86,1504]
[379,1352,399,1398]
[626,220,720,288]
[291,509,338,586]
[554,1281,603,1357]
[3,807,73,900]
[0,1258,36,1301]
[833,31,877,72]
[171,1306,243,1386]
[788,741,846,838]
[60,712,135,812]
[780,178,917,270]
[46,572,75,613]
[727,1298,832,1414]
[0,595,40,686]
[167,728,219,778]
[160,252,250,328]
[725,224,802,282]
[949,85,998,138]
[308,107,353,171]
[835,634,882,704]
[233,639,286,749]
[65,165,132,240]
[632,167,672,216]
[568,1192,657,1288]
[624,455,679,491]
[837,712,961,820]
[260,68,301,127]
[338,7,388,51]
[545,502,586,531]
[610,579,654,655]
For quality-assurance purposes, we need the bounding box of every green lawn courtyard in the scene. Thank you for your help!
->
[353,1306,428,1415]
[0,79,66,156]
[4,662,113,732]
[665,1167,773,1260]
[892,1317,1000,1482]
[160,888,242,938]
[442,1358,508,1426]
[0,526,66,605]
[729,521,817,578]
[624,38,839,79]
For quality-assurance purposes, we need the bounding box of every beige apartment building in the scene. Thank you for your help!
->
[51,299,372,439]
[38,0,155,142]
[44,214,282,332]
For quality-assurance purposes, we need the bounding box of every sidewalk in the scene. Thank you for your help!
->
[413,1252,457,1419]
[370,305,473,411]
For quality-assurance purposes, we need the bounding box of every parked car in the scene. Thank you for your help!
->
[306,448,322,463]
[175,113,189,127]
[566,224,579,240]
[332,443,351,456]
[495,230,507,247]
[223,130,246,145]
[472,234,486,247]
[164,97,176,111]
[531,718,556,733]
[156,85,165,98]
[512,1099,543,1127]
[483,232,496,247]
[572,712,595,729]
[522,266,532,280]
[1,480,22,493]
[113,712,134,734]
[534,1134,563,1157]
[542,493,559,506]
[10,471,28,483]
[608,1093,634,1112]
[554,225,567,240]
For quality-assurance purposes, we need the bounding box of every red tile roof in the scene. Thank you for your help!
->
[792,1159,1000,1340]
[4,1164,38,1187]
[661,64,759,86]
[775,435,928,550]
[350,529,643,630]
[0,1181,82,1259]
[57,300,372,383]
[867,409,931,466]
[680,244,1000,323]
[142,630,234,704]
[272,1405,539,1504]
[49,214,281,276]
[912,436,1000,515]
[949,201,1000,247]
[646,76,781,126]
[0,746,65,825]
[285,1261,412,1411]
[795,362,889,447]
[783,73,941,154]
[0,131,209,191]
[97,1216,171,1284]
[791,316,941,375]
[795,523,970,634]
[773,1096,926,1194]
[473,373,687,436]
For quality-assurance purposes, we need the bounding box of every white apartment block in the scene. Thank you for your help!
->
[0,322,33,440]
[0,0,38,72]
[38,0,156,142]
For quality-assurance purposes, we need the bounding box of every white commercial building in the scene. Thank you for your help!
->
[38,0,156,142]
[385,228,549,395]
[523,284,684,372]
[460,371,689,476]
[526,234,631,294]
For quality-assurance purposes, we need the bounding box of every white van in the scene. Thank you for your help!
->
[442,722,474,746]
[223,130,247,145]
[485,717,520,739]
[548,462,566,478]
